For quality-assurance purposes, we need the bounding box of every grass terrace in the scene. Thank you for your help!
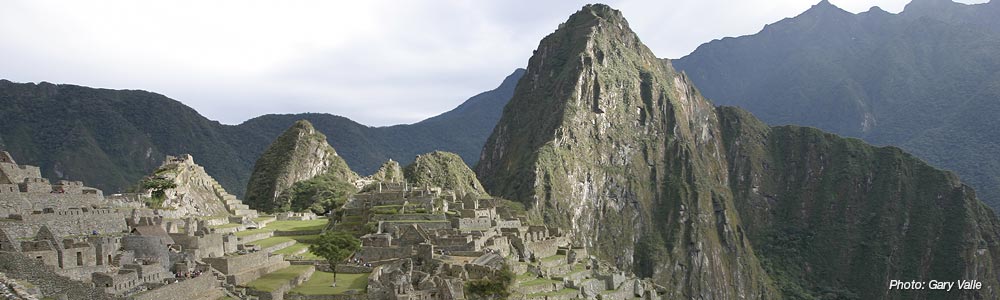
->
[266,218,329,232]
[207,223,241,229]
[290,271,368,295]
[529,287,580,298]
[235,227,274,237]
[243,265,314,292]
[520,278,561,287]
[540,254,566,263]
[249,235,319,249]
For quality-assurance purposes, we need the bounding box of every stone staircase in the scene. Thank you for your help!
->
[208,178,259,219]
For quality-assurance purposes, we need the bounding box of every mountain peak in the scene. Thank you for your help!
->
[866,6,888,14]
[290,119,316,132]
[245,119,358,212]
[557,4,633,40]
[802,0,851,16]
[572,4,624,23]
[903,0,962,13]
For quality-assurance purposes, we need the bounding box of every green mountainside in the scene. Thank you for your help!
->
[477,4,1000,299]
[673,0,1000,209]
[719,106,1000,299]
[404,151,487,197]
[244,120,358,213]
[0,69,523,197]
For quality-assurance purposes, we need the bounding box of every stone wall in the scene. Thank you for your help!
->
[379,221,451,234]
[204,251,274,275]
[0,252,116,300]
[248,265,315,300]
[0,192,108,218]
[170,233,225,258]
[121,236,170,266]
[238,231,274,245]
[0,208,127,240]
[371,214,446,222]
[131,273,220,300]
[452,218,492,231]
[525,238,562,261]
[358,246,412,262]
[228,256,289,285]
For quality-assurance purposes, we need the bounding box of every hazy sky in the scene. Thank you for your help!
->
[0,0,988,126]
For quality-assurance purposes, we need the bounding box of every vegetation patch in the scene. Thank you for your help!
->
[290,271,368,295]
[243,265,314,292]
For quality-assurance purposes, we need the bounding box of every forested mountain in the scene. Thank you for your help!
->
[0,69,523,197]
[673,0,1000,208]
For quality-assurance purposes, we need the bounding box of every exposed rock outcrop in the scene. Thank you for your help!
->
[371,159,404,183]
[141,154,256,218]
[245,120,359,213]
[404,151,486,197]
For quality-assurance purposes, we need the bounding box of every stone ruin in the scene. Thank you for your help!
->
[330,177,665,300]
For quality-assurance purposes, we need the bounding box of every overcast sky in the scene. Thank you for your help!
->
[0,0,988,126]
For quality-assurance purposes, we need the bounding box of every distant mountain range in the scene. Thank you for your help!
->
[5,0,1000,215]
[0,69,523,197]
[674,0,1000,209]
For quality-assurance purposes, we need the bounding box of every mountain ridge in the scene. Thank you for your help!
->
[674,0,1000,209]
[0,68,524,198]
[478,3,1000,298]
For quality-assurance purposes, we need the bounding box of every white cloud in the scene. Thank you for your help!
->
[0,0,988,125]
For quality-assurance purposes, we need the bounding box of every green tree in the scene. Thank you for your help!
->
[309,231,361,285]
[140,177,177,208]
[280,173,357,214]
[464,266,513,299]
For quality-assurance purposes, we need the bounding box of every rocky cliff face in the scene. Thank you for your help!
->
[245,120,358,212]
[477,5,777,298]
[477,4,1000,299]
[718,106,1000,299]
[144,154,232,217]
[371,159,404,183]
[405,151,486,197]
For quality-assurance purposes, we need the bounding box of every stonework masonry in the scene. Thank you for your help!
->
[0,252,115,300]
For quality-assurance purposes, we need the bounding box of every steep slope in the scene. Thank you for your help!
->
[477,5,777,298]
[673,0,1000,209]
[478,4,1000,299]
[718,106,1000,299]
[370,159,404,183]
[244,120,358,213]
[0,80,246,195]
[404,151,486,197]
[0,69,523,198]
[139,154,255,218]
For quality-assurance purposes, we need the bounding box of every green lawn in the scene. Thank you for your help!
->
[243,265,314,292]
[253,216,275,222]
[207,223,240,229]
[529,287,580,297]
[516,272,538,283]
[251,235,320,249]
[521,278,560,287]
[235,227,274,237]
[290,271,368,295]
[266,218,329,232]
[274,243,309,256]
